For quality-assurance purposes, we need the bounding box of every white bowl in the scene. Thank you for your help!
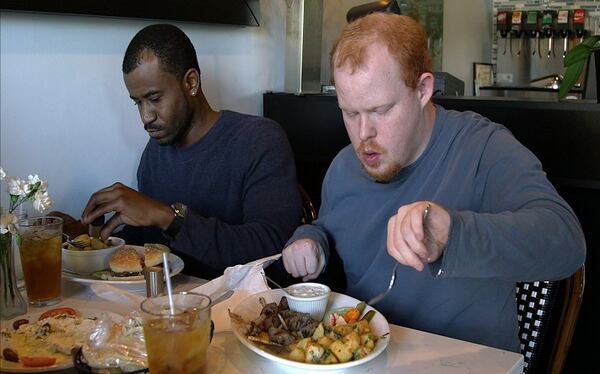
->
[285,282,331,321]
[61,237,125,275]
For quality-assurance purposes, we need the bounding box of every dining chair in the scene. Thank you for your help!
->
[299,184,318,224]
[516,266,585,374]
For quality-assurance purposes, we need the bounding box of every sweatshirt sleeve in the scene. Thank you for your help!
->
[438,128,586,282]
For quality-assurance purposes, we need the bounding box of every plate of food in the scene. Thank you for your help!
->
[229,289,390,371]
[62,245,184,286]
[0,307,122,373]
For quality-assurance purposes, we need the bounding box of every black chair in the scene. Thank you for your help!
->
[299,184,318,224]
[516,266,585,374]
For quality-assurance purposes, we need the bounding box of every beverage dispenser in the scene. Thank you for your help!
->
[541,10,557,58]
[497,11,511,56]
[488,4,596,99]
[556,10,571,58]
[510,11,525,57]
[524,11,541,56]
[573,9,586,41]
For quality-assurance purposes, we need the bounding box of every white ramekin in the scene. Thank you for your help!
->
[285,282,331,321]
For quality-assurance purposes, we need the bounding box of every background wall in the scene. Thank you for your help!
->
[0,1,287,217]
[1,0,493,216]
[320,0,492,95]
[443,0,493,95]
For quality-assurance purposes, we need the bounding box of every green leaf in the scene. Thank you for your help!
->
[581,35,600,48]
[559,59,586,99]
[564,44,592,67]
[9,195,19,211]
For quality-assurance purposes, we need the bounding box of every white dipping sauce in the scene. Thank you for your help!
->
[287,285,328,298]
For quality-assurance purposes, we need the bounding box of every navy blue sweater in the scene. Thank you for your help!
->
[120,110,302,279]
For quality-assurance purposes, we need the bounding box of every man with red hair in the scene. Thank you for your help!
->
[282,13,585,352]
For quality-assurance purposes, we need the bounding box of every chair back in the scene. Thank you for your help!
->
[299,184,318,224]
[516,266,585,374]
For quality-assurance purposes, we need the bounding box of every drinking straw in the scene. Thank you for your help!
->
[162,252,175,314]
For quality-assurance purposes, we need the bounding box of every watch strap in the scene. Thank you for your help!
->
[164,203,186,238]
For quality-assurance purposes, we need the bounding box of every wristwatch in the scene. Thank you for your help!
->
[164,202,187,238]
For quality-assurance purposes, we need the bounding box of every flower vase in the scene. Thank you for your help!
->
[1,232,27,319]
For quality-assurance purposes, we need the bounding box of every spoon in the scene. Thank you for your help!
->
[210,289,234,306]
[264,275,291,295]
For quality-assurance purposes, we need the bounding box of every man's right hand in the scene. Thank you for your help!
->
[282,239,326,281]
[81,182,174,240]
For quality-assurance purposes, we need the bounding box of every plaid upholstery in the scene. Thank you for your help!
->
[516,280,561,374]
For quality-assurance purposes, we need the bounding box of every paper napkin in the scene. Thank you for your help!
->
[91,254,281,333]
[189,253,281,332]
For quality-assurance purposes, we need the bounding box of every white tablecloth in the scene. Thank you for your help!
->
[5,275,524,374]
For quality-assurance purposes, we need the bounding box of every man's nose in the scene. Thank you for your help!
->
[140,105,157,125]
[358,115,376,141]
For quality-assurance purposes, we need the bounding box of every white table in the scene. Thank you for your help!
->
[6,276,524,374]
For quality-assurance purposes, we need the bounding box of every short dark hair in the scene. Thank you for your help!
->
[122,24,200,79]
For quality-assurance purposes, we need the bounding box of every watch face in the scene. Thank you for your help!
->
[172,203,187,217]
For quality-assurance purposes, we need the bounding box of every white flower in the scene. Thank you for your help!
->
[0,213,18,234]
[27,174,41,185]
[33,190,52,212]
[0,166,52,215]
[7,177,26,197]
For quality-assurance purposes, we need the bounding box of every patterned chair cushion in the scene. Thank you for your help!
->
[516,280,563,373]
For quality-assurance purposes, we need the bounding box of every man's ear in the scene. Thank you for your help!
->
[417,72,434,108]
[183,68,201,96]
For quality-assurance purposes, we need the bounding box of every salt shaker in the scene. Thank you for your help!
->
[145,267,165,297]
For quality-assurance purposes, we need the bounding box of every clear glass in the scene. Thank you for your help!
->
[0,231,27,319]
[140,292,211,373]
[17,216,63,307]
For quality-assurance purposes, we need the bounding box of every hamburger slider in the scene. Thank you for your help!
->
[108,246,144,281]
[143,247,164,268]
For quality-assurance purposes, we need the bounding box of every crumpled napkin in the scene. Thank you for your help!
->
[188,253,280,332]
[91,254,281,332]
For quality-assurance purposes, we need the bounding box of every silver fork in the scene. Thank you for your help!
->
[368,203,431,306]
[367,262,399,306]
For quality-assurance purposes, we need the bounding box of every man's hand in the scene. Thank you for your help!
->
[282,239,326,281]
[81,182,174,240]
[387,201,450,272]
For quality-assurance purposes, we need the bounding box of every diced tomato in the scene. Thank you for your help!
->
[38,307,78,321]
[21,356,57,367]
[343,308,360,324]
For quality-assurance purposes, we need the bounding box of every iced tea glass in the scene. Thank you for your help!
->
[140,292,211,373]
[17,216,63,307]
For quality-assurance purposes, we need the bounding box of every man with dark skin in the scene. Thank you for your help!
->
[83,51,217,233]
[81,24,302,279]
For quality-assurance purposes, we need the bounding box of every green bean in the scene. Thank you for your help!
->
[360,310,376,322]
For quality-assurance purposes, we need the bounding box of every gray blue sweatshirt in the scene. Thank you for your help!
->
[287,105,585,352]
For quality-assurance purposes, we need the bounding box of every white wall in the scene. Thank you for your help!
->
[0,2,287,217]
[1,0,494,218]
[443,0,493,95]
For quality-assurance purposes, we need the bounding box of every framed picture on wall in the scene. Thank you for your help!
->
[473,63,493,95]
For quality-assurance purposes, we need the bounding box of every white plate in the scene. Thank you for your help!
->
[0,308,122,373]
[62,246,184,286]
[230,289,390,371]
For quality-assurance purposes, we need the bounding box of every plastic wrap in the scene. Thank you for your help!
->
[80,311,147,372]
